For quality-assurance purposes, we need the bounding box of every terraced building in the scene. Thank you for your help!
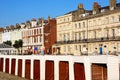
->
[54,0,120,55]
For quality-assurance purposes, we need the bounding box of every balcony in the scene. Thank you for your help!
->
[87,36,120,43]
[55,39,88,44]
[55,36,120,44]
[55,40,73,44]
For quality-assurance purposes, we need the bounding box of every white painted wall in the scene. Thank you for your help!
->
[11,29,22,44]
[2,31,11,42]
[0,55,120,80]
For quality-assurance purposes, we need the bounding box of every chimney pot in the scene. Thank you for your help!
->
[93,2,101,14]
[78,4,84,9]
[109,0,116,10]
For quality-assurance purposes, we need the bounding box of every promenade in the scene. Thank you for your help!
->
[0,72,28,80]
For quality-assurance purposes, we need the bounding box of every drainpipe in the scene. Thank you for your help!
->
[87,19,89,55]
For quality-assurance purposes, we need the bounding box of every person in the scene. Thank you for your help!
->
[99,46,103,55]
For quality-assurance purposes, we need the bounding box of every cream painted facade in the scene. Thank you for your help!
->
[57,13,73,42]
[54,13,74,54]
[73,11,120,55]
[54,13,89,55]
[54,1,120,55]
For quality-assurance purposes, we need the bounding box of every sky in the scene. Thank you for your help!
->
[0,0,120,27]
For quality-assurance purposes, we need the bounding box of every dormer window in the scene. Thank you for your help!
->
[101,9,105,13]
[85,13,89,16]
[110,7,114,10]
[82,14,86,17]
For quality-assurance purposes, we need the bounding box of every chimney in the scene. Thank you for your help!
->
[38,18,44,26]
[10,25,14,30]
[31,18,37,27]
[38,18,42,24]
[26,20,31,28]
[48,16,50,23]
[6,26,10,31]
[110,0,116,10]
[0,28,4,32]
[93,2,101,14]
[78,4,84,14]
[78,4,84,9]
[16,23,20,29]
[21,23,26,28]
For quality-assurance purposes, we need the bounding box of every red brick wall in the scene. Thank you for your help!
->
[44,19,56,54]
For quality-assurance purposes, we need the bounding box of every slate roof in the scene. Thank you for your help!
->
[0,43,13,48]
[65,3,120,15]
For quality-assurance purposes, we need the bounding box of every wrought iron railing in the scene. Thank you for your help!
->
[55,36,120,44]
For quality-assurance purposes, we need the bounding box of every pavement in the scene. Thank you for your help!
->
[0,72,28,80]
